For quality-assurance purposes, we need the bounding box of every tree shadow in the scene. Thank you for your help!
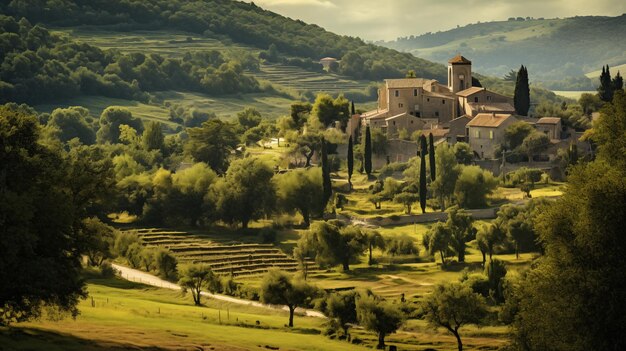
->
[0,327,170,351]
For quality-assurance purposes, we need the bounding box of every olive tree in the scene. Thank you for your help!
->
[356,293,405,349]
[259,270,317,327]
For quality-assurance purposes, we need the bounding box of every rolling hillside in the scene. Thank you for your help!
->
[382,15,626,84]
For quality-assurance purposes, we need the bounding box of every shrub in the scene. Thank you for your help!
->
[100,261,117,278]
[260,227,277,244]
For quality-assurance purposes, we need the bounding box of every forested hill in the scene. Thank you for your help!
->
[381,15,626,85]
[1,0,446,82]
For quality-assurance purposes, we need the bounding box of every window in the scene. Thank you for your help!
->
[427,98,430,102]
[413,89,418,96]
[435,111,440,117]
[487,95,492,102]
[475,130,481,138]
[489,130,494,139]
[416,112,421,117]
[399,103,403,108]
[410,120,414,124]
[395,90,399,97]
[474,97,479,103]
[442,100,446,104]
[393,121,396,126]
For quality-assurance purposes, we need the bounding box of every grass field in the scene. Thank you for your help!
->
[2,275,510,351]
[585,63,626,79]
[551,90,596,100]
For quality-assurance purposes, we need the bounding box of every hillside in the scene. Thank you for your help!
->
[381,15,626,87]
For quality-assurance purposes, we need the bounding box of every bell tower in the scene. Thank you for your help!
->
[448,54,472,93]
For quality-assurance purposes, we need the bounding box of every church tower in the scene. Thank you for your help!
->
[447,54,472,93]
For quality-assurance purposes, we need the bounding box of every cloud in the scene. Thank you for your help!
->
[247,0,626,41]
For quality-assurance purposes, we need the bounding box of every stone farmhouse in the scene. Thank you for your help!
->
[360,54,513,139]
[354,54,585,165]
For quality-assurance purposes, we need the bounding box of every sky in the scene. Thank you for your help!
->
[246,0,626,41]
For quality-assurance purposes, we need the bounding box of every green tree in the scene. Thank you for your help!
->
[475,222,505,265]
[311,93,350,128]
[212,157,276,229]
[321,138,332,209]
[425,222,452,267]
[504,121,534,150]
[394,191,419,214]
[47,106,95,144]
[598,65,614,102]
[446,206,474,262]
[592,90,626,168]
[431,143,460,210]
[429,132,436,181]
[453,142,473,165]
[237,107,262,130]
[322,291,358,338]
[612,70,623,92]
[484,259,507,303]
[275,168,323,227]
[509,161,626,350]
[289,102,312,129]
[178,264,219,306]
[514,65,530,116]
[142,121,164,152]
[259,270,316,327]
[81,217,117,267]
[347,135,354,189]
[96,107,144,144]
[521,130,550,163]
[0,106,87,324]
[356,294,405,349]
[454,166,498,208]
[153,247,177,280]
[299,222,366,271]
[185,119,239,174]
[419,135,428,213]
[364,125,372,176]
[364,230,386,265]
[421,282,488,351]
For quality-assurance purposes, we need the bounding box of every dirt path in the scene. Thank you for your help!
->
[111,263,326,318]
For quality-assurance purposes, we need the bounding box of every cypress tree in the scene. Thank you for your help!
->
[142,121,164,151]
[599,65,614,102]
[321,139,332,208]
[514,65,530,116]
[612,71,624,93]
[347,135,354,189]
[419,135,428,214]
[351,101,356,115]
[429,133,436,181]
[364,125,372,176]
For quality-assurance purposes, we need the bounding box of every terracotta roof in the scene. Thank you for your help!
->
[424,128,450,138]
[448,54,472,65]
[385,78,430,89]
[467,113,516,128]
[456,87,485,97]
[423,91,456,99]
[468,102,516,112]
[537,117,561,125]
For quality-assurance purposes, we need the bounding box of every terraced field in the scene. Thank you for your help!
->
[255,64,373,94]
[128,228,315,277]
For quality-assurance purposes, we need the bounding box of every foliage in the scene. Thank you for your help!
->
[419,135,428,213]
[259,270,317,327]
[591,90,626,169]
[96,107,144,144]
[298,222,367,271]
[364,125,372,175]
[347,135,354,187]
[509,160,626,350]
[0,105,89,325]
[504,121,534,150]
[445,206,475,263]
[453,142,473,165]
[275,168,323,227]
[211,157,276,229]
[424,222,452,267]
[178,264,218,306]
[312,93,350,128]
[421,282,488,351]
[46,106,96,144]
[320,291,358,337]
[514,65,530,116]
[185,119,238,174]
[454,166,498,208]
[142,121,164,152]
[431,143,460,210]
[356,293,405,349]
[385,235,419,256]
[81,217,117,267]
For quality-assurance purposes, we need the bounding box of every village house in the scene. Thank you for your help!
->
[466,113,518,159]
[319,57,338,70]
[360,54,514,139]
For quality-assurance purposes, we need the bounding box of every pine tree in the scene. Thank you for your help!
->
[351,101,356,115]
[598,65,614,102]
[514,65,530,116]
[347,135,354,189]
[321,139,332,208]
[364,125,372,176]
[419,135,428,214]
[612,71,624,93]
[429,133,436,182]
[142,121,164,152]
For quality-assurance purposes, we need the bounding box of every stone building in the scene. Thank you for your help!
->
[466,113,518,159]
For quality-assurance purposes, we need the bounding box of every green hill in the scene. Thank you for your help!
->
[382,15,626,86]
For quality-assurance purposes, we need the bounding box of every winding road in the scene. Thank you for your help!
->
[111,263,326,318]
